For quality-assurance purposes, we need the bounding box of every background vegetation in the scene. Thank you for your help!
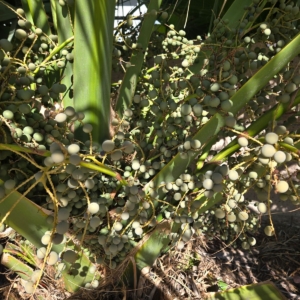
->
[0,0,299,298]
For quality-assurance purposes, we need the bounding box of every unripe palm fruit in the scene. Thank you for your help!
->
[15,29,27,40]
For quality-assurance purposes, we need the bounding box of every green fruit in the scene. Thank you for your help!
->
[3,110,14,120]
[210,97,220,107]
[292,75,300,84]
[181,59,189,67]
[111,150,122,161]
[228,75,238,85]
[283,137,293,145]
[260,23,268,30]
[90,216,101,228]
[23,126,34,135]
[183,141,191,150]
[193,104,203,116]
[238,211,249,221]
[40,42,48,50]
[17,66,26,74]
[225,116,236,127]
[91,280,99,288]
[135,227,143,235]
[211,172,223,184]
[84,178,95,189]
[56,221,69,234]
[114,222,123,231]
[49,34,58,42]
[64,106,75,117]
[228,170,238,181]
[248,237,256,246]
[72,168,85,180]
[15,29,27,40]
[149,89,157,99]
[261,144,276,158]
[215,208,225,219]
[273,151,286,163]
[238,136,248,147]
[47,251,59,265]
[69,154,81,165]
[191,139,201,149]
[37,85,49,96]
[276,181,289,193]
[285,83,297,93]
[221,100,233,111]
[235,193,244,202]
[55,113,67,123]
[257,202,267,214]
[88,202,99,214]
[0,39,13,52]
[83,123,93,133]
[67,144,80,155]
[4,179,16,190]
[265,132,278,144]
[222,60,231,71]
[227,212,236,222]
[244,36,251,43]
[133,95,141,103]
[52,233,64,245]
[28,62,36,71]
[249,171,258,179]
[241,241,250,250]
[123,141,134,153]
[62,250,78,263]
[181,104,192,115]
[177,240,185,250]
[219,91,229,101]
[210,83,220,92]
[264,225,274,236]
[57,60,65,68]
[203,179,214,190]
[37,247,47,259]
[102,140,115,152]
[35,28,43,35]
[51,151,65,164]
[57,208,70,221]
[19,103,31,114]
[41,234,51,245]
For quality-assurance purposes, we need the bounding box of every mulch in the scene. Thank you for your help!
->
[120,219,300,300]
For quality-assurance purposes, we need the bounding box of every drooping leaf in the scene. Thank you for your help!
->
[206,281,287,300]
[56,0,74,108]
[123,221,171,287]
[116,0,163,117]
[21,0,51,35]
[73,0,115,144]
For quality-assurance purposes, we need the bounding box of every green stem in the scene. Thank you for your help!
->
[207,94,300,165]
[0,143,125,180]
[1,252,33,281]
[33,36,74,74]
[3,248,35,266]
[279,142,300,154]
[0,143,50,156]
